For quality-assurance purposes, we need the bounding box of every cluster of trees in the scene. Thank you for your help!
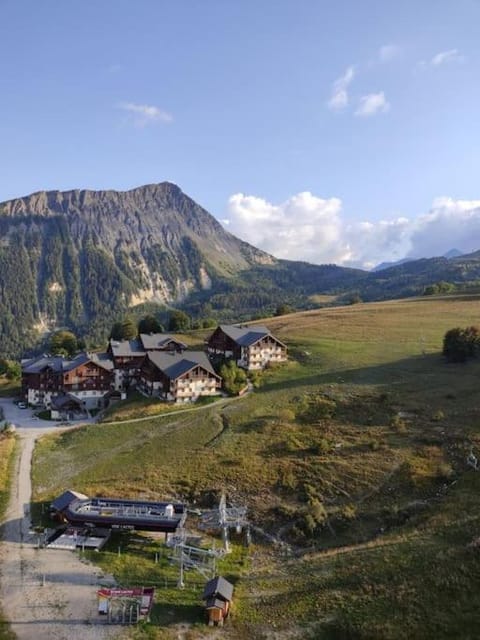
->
[109,312,189,340]
[109,310,217,341]
[49,330,85,357]
[219,360,248,395]
[0,358,21,380]
[109,316,163,341]
[424,281,456,296]
[443,326,480,362]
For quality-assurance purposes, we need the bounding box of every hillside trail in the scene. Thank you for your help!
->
[0,427,126,640]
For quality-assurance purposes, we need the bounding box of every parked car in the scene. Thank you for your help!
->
[17,402,28,409]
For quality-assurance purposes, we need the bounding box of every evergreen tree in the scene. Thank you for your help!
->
[50,330,78,357]
[138,315,163,334]
[168,310,191,332]
[121,318,137,340]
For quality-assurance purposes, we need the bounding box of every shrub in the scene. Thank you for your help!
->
[4,361,21,380]
[341,504,357,520]
[436,462,453,481]
[278,408,296,423]
[296,394,336,423]
[312,438,330,454]
[302,513,317,536]
[219,360,247,395]
[391,415,408,433]
[249,370,262,389]
[310,498,327,525]
[443,326,480,362]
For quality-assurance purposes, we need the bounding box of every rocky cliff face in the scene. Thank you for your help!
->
[0,182,274,356]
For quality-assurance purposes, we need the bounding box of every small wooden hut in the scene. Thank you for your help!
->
[202,576,233,626]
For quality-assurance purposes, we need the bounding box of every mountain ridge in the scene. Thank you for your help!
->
[0,182,277,356]
[1,182,480,358]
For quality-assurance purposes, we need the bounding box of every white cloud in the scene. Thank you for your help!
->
[431,48,464,66]
[327,66,355,111]
[378,44,400,63]
[227,192,348,264]
[355,92,390,117]
[418,48,465,70]
[118,102,173,127]
[224,192,480,269]
[407,197,480,258]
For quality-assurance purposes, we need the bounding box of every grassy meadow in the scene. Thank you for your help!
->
[31,295,480,639]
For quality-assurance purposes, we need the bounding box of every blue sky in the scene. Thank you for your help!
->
[1,0,480,268]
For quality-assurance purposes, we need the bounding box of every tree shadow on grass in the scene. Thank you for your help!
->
[150,602,205,626]
[260,353,463,395]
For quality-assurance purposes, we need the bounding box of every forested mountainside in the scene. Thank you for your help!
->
[1,181,480,358]
[0,182,274,356]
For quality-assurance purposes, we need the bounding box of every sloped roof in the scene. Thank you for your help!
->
[50,489,88,513]
[147,351,220,381]
[219,324,286,348]
[202,576,234,602]
[139,333,187,351]
[205,597,228,610]
[63,352,114,373]
[108,338,145,358]
[50,393,84,410]
[21,355,64,374]
[63,353,89,372]
[22,352,114,374]
[89,351,114,371]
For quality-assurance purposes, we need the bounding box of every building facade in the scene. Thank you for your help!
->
[207,325,287,370]
[22,352,114,410]
[139,351,221,403]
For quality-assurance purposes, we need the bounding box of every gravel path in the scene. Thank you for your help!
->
[0,399,127,640]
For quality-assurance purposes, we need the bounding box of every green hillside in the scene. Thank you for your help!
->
[32,295,480,639]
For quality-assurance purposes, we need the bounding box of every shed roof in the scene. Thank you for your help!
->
[147,351,220,381]
[50,489,88,513]
[205,597,228,610]
[202,576,234,602]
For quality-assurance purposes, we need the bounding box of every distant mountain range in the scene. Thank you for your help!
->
[373,248,464,272]
[1,183,480,358]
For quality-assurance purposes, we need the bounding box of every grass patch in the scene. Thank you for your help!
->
[0,433,17,519]
[100,392,194,423]
[80,530,247,637]
[0,433,18,640]
[0,377,20,398]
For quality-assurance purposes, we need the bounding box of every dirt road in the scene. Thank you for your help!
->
[0,414,126,640]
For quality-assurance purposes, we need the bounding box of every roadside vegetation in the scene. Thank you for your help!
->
[99,391,196,423]
[0,429,17,522]
[0,428,18,640]
[31,295,480,639]
[0,360,21,398]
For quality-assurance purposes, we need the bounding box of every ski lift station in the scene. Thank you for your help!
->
[51,490,186,533]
